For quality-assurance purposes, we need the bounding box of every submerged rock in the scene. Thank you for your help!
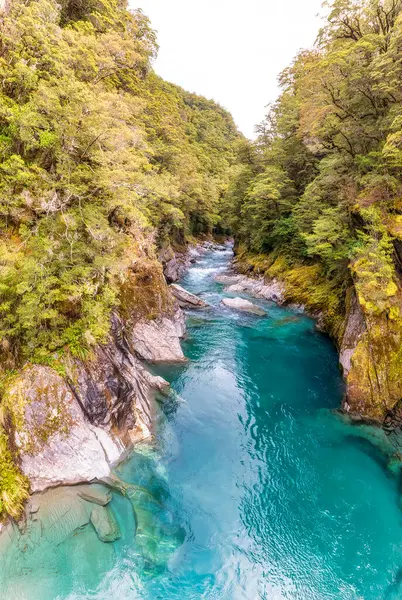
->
[387,454,402,474]
[90,505,121,543]
[221,297,266,316]
[78,485,112,506]
[170,284,208,309]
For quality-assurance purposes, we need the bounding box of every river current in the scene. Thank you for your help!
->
[2,246,402,599]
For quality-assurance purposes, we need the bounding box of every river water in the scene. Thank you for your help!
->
[2,246,402,599]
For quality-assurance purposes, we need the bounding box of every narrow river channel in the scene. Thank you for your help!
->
[2,246,402,600]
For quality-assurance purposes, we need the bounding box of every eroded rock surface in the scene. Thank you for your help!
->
[339,291,366,377]
[5,366,115,492]
[340,285,402,422]
[3,313,172,492]
[131,308,186,363]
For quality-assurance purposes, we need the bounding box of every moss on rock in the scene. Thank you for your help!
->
[235,247,402,423]
[0,423,29,521]
[118,258,174,324]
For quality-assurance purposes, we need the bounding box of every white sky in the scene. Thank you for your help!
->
[133,0,324,139]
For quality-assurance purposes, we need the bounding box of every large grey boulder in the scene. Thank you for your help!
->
[215,274,243,285]
[5,366,117,492]
[221,297,266,316]
[170,284,208,309]
[131,307,186,363]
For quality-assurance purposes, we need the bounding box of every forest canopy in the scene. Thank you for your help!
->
[223,0,402,339]
[0,0,241,366]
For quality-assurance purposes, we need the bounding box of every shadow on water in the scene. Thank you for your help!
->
[384,565,402,600]
[341,435,391,473]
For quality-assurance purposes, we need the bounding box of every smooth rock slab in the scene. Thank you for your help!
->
[226,283,248,293]
[170,284,208,309]
[5,366,117,492]
[90,505,121,543]
[78,484,112,506]
[221,297,266,316]
[215,274,242,285]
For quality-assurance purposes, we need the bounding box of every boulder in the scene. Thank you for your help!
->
[218,274,285,304]
[2,314,171,493]
[131,308,186,363]
[215,274,243,285]
[256,279,285,303]
[90,505,121,543]
[78,485,112,506]
[170,284,208,309]
[221,297,266,316]
[226,283,248,293]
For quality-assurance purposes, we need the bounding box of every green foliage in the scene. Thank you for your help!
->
[224,0,402,333]
[0,424,29,520]
[0,0,241,365]
[351,207,399,315]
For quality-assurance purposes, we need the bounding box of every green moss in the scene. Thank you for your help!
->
[237,249,346,341]
[0,424,29,521]
[2,368,74,455]
[118,258,174,324]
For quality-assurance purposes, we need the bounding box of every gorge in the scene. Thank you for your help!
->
[2,0,402,598]
[2,246,402,599]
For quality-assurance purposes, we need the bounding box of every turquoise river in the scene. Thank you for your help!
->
[2,246,402,600]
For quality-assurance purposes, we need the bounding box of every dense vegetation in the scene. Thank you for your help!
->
[0,0,240,368]
[0,0,241,519]
[223,0,402,418]
[3,0,402,521]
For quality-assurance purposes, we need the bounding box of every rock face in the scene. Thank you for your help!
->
[159,246,192,283]
[131,308,186,363]
[339,291,366,378]
[170,284,208,309]
[2,311,174,492]
[221,297,266,316]
[338,285,402,423]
